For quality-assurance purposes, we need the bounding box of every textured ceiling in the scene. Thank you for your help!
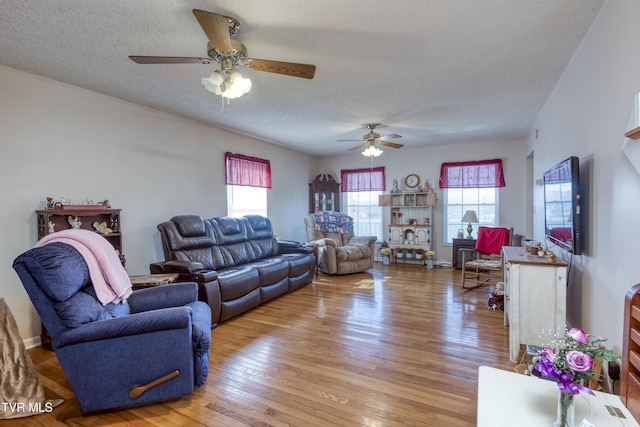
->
[0,1,604,157]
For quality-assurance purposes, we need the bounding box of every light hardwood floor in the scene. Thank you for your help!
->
[15,264,514,426]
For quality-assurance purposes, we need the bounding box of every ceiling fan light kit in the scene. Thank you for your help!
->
[362,142,383,157]
[339,123,404,157]
[201,59,252,100]
[129,9,315,104]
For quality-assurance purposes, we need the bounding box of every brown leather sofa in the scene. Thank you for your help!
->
[151,215,315,327]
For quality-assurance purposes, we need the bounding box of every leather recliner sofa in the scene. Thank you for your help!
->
[152,215,315,327]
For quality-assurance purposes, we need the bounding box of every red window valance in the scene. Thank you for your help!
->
[225,152,272,188]
[439,159,505,188]
[340,167,386,192]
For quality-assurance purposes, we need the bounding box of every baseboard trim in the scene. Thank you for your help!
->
[24,336,42,349]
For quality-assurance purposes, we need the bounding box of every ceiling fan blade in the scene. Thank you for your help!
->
[337,139,366,142]
[244,58,316,79]
[379,133,402,140]
[193,9,233,54]
[129,56,211,64]
[379,141,404,149]
[348,144,365,151]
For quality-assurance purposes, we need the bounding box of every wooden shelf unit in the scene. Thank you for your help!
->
[622,283,640,420]
[381,192,437,264]
[36,208,124,265]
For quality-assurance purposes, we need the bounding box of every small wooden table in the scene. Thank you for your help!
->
[129,273,179,290]
[306,243,319,277]
[452,238,476,269]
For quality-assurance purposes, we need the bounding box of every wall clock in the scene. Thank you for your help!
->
[404,174,420,189]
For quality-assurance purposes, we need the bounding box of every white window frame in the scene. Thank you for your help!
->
[344,191,383,241]
[226,185,267,218]
[443,187,499,243]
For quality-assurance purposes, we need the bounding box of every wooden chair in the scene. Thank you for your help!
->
[588,350,605,390]
[461,226,512,290]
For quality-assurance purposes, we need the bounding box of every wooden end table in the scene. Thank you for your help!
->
[129,273,179,290]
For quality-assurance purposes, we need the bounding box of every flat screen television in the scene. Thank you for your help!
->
[543,156,583,255]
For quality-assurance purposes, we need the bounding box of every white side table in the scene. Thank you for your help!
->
[477,366,639,426]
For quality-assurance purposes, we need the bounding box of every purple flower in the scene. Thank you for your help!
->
[566,350,592,372]
[567,328,589,344]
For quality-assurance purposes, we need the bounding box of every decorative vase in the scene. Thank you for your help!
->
[426,258,434,270]
[383,255,390,265]
[552,391,575,427]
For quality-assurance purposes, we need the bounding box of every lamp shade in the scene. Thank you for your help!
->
[362,144,383,157]
[462,210,479,224]
[201,68,251,99]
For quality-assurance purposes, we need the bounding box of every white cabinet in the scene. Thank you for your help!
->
[381,192,436,263]
[503,247,567,362]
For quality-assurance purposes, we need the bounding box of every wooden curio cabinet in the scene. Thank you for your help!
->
[36,208,125,265]
[309,174,340,213]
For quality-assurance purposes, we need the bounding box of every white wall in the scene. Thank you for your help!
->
[528,0,640,353]
[318,137,527,264]
[6,0,636,357]
[0,65,315,345]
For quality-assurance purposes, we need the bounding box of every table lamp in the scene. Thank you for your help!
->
[462,210,479,239]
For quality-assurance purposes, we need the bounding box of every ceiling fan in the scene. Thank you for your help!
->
[129,9,316,100]
[339,123,404,157]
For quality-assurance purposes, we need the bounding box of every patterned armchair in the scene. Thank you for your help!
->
[304,211,377,275]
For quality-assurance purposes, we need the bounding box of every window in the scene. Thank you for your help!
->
[225,152,271,218]
[439,159,505,243]
[227,185,267,218]
[444,188,498,243]
[341,167,385,240]
[344,190,383,237]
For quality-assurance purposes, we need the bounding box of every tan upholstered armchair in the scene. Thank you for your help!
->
[304,212,377,275]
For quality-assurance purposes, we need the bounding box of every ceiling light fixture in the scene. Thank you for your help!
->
[362,141,383,157]
[201,58,251,101]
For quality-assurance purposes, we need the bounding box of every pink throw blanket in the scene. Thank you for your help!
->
[35,229,132,306]
[475,226,511,255]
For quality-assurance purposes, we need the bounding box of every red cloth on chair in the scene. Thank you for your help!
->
[475,227,510,255]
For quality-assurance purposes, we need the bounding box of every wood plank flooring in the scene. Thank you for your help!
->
[14,264,514,426]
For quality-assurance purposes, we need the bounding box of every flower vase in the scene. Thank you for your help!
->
[426,258,434,270]
[383,255,390,265]
[552,391,575,427]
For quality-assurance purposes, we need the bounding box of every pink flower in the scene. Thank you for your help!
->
[542,347,557,362]
[566,350,592,372]
[567,328,589,344]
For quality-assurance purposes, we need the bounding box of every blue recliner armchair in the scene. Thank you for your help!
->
[13,241,211,415]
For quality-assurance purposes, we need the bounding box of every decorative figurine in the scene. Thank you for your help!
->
[93,221,113,234]
[110,212,119,232]
[391,179,399,193]
[48,220,55,233]
[46,197,54,209]
[67,215,82,229]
